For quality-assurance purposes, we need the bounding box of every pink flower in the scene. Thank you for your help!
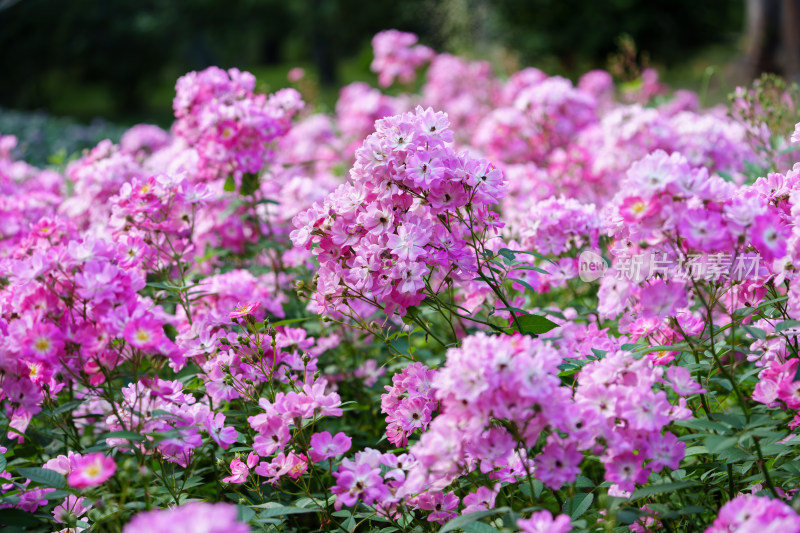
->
[665,366,705,395]
[309,431,352,463]
[205,412,239,449]
[67,453,117,489]
[331,452,389,509]
[23,322,64,360]
[533,436,582,489]
[123,502,250,533]
[371,30,434,87]
[639,280,687,321]
[750,212,790,261]
[603,451,649,492]
[387,224,430,262]
[287,67,305,82]
[53,495,92,523]
[619,195,659,223]
[222,460,249,484]
[123,316,165,350]
[254,452,308,484]
[517,510,572,533]
[415,490,459,524]
[229,301,262,319]
[706,494,800,532]
[462,485,499,514]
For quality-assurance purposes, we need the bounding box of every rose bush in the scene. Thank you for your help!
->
[2,30,800,533]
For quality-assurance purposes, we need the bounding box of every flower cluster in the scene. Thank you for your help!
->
[6,27,800,533]
[173,66,303,182]
[371,30,434,88]
[124,502,250,533]
[400,333,691,498]
[381,362,437,446]
[104,379,238,466]
[705,494,800,532]
[291,105,506,316]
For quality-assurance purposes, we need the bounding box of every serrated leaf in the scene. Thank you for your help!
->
[16,467,66,489]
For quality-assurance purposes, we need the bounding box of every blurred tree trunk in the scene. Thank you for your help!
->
[744,0,800,81]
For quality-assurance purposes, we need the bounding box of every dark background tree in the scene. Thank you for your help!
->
[0,0,779,125]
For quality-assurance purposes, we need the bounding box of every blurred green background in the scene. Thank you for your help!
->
[0,0,749,129]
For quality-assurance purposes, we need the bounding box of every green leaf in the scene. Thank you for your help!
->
[223,175,236,192]
[240,172,260,196]
[509,277,539,295]
[16,467,66,489]
[704,435,739,453]
[511,265,550,275]
[254,505,321,518]
[742,325,766,340]
[0,455,5,472]
[43,489,73,500]
[513,314,559,335]
[675,419,731,432]
[776,320,800,333]
[630,481,696,500]
[616,508,644,525]
[462,523,499,533]
[237,505,256,523]
[621,343,643,351]
[270,317,312,327]
[163,324,178,342]
[563,492,593,519]
[497,247,556,265]
[440,508,509,533]
[103,430,147,443]
[0,508,40,527]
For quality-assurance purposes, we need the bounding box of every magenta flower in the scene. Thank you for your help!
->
[53,495,92,523]
[517,510,572,533]
[67,453,117,490]
[309,431,352,463]
[123,316,165,350]
[205,412,239,449]
[707,494,800,532]
[123,502,250,533]
[229,301,261,319]
[222,459,249,484]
